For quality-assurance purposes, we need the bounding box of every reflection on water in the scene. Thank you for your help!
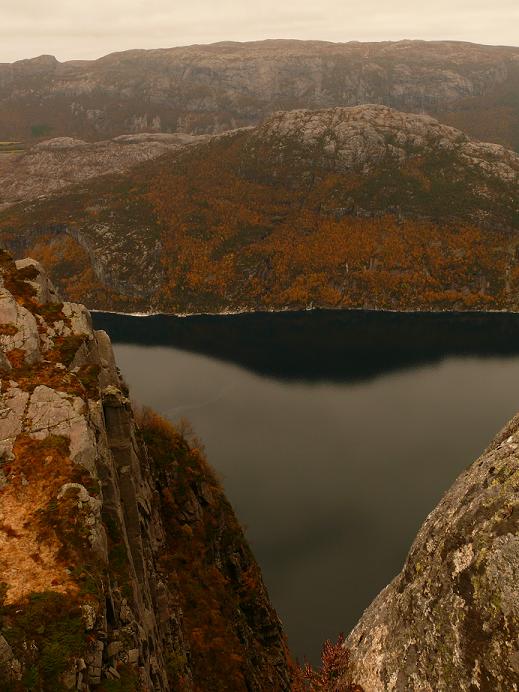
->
[93,310,519,663]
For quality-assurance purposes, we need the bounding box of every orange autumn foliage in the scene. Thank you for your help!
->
[138,408,291,691]
[0,126,517,314]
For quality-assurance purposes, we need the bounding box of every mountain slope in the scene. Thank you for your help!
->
[0,132,208,211]
[1,40,519,150]
[1,105,518,314]
[0,252,291,690]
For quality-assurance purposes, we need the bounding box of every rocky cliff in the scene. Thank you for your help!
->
[1,257,518,691]
[1,105,518,314]
[1,40,519,151]
[338,404,519,691]
[0,251,291,690]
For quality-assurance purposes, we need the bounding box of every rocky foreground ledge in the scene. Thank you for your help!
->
[0,251,291,690]
[341,415,519,689]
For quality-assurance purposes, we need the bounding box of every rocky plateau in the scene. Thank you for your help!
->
[0,132,209,211]
[1,40,519,152]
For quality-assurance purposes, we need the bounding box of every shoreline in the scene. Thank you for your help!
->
[89,305,519,319]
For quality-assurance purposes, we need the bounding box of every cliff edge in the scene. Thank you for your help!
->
[341,408,519,690]
[0,251,291,690]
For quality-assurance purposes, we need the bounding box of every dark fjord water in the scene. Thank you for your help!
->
[92,310,519,664]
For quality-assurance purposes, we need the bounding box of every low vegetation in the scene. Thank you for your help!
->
[294,634,364,691]
[138,408,292,690]
[0,112,517,314]
[1,591,87,692]
[0,142,24,154]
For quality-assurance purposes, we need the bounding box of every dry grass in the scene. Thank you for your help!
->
[0,435,79,604]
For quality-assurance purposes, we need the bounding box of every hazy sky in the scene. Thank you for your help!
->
[1,0,518,63]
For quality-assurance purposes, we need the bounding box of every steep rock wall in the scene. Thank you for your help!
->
[0,251,291,690]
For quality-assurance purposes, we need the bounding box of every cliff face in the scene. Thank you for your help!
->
[339,411,519,691]
[1,40,519,151]
[0,251,291,690]
[1,105,518,315]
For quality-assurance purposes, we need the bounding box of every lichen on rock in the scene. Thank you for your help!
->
[342,412,519,691]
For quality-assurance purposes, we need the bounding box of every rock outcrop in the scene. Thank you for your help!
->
[0,251,291,690]
[0,132,209,210]
[246,106,519,182]
[1,40,519,151]
[341,413,519,691]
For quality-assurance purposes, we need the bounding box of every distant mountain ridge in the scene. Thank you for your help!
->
[1,105,518,315]
[1,39,519,151]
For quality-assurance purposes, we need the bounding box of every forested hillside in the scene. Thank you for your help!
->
[1,105,518,314]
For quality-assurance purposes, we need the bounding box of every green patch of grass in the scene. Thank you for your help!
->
[30,124,52,139]
[77,364,100,399]
[54,334,86,367]
[2,591,86,691]
[166,650,189,681]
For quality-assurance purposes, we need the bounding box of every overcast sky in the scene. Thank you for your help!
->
[1,0,518,63]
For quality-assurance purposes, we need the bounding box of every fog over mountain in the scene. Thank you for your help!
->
[1,0,518,62]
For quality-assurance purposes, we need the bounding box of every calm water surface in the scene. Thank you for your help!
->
[92,310,519,663]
